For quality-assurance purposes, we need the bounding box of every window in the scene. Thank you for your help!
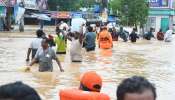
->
[173,0,175,8]
[162,0,168,7]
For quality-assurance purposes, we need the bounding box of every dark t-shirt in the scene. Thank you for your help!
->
[145,31,154,40]
[85,32,96,50]
[129,32,139,42]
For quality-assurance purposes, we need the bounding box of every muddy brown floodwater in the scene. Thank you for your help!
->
[0,33,175,100]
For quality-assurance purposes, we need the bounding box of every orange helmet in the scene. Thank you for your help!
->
[80,71,102,92]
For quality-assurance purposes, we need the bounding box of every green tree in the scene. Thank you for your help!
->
[48,0,81,11]
[80,0,96,8]
[109,0,121,15]
[110,0,149,28]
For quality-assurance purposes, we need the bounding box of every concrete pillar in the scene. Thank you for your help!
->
[169,15,173,30]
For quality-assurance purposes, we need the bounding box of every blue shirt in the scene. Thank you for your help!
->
[85,32,96,49]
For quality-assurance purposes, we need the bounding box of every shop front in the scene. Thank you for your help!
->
[0,6,6,31]
[51,11,71,25]
[146,0,175,33]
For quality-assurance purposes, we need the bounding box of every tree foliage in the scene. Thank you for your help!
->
[109,0,121,15]
[110,0,149,27]
[80,0,96,8]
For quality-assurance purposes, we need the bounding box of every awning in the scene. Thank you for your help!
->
[32,13,51,21]
[149,8,175,16]
[51,11,71,19]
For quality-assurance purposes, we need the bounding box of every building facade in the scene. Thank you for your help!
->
[0,0,16,31]
[146,0,175,33]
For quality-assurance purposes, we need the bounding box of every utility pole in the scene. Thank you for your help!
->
[19,0,24,32]
[5,0,11,31]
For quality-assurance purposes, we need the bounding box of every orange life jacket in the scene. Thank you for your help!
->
[98,30,113,49]
[59,89,110,100]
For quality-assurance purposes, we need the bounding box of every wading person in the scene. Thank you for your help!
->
[119,27,129,42]
[144,28,155,40]
[157,29,164,41]
[129,28,139,43]
[68,32,83,62]
[59,71,110,100]
[55,25,67,54]
[84,26,96,52]
[26,38,64,72]
[164,28,173,42]
[26,30,44,61]
[111,27,119,41]
[98,26,113,49]
[117,76,157,100]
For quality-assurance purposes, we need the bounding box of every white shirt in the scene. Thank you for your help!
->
[70,38,82,61]
[96,27,101,34]
[165,30,173,42]
[71,18,86,32]
[29,38,42,49]
[82,26,86,35]
[59,23,69,30]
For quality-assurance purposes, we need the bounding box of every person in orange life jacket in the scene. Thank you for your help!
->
[98,26,113,49]
[26,30,44,62]
[79,71,102,92]
[157,29,164,41]
[59,71,110,100]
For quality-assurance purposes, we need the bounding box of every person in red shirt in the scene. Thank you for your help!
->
[157,29,164,41]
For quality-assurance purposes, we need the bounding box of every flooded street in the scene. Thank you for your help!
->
[0,32,175,100]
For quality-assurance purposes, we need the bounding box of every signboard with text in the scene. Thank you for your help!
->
[51,11,71,19]
[24,0,37,9]
[0,0,16,7]
[149,0,162,7]
[36,0,48,10]
[148,0,169,7]
[16,0,37,9]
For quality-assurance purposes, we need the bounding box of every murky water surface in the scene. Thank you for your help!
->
[0,35,175,100]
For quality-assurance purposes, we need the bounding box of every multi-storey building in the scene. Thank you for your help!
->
[146,0,175,32]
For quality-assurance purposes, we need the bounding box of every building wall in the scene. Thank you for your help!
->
[147,0,175,32]
[147,14,172,33]
[156,16,161,32]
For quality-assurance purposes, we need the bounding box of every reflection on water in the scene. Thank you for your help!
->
[0,37,175,100]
